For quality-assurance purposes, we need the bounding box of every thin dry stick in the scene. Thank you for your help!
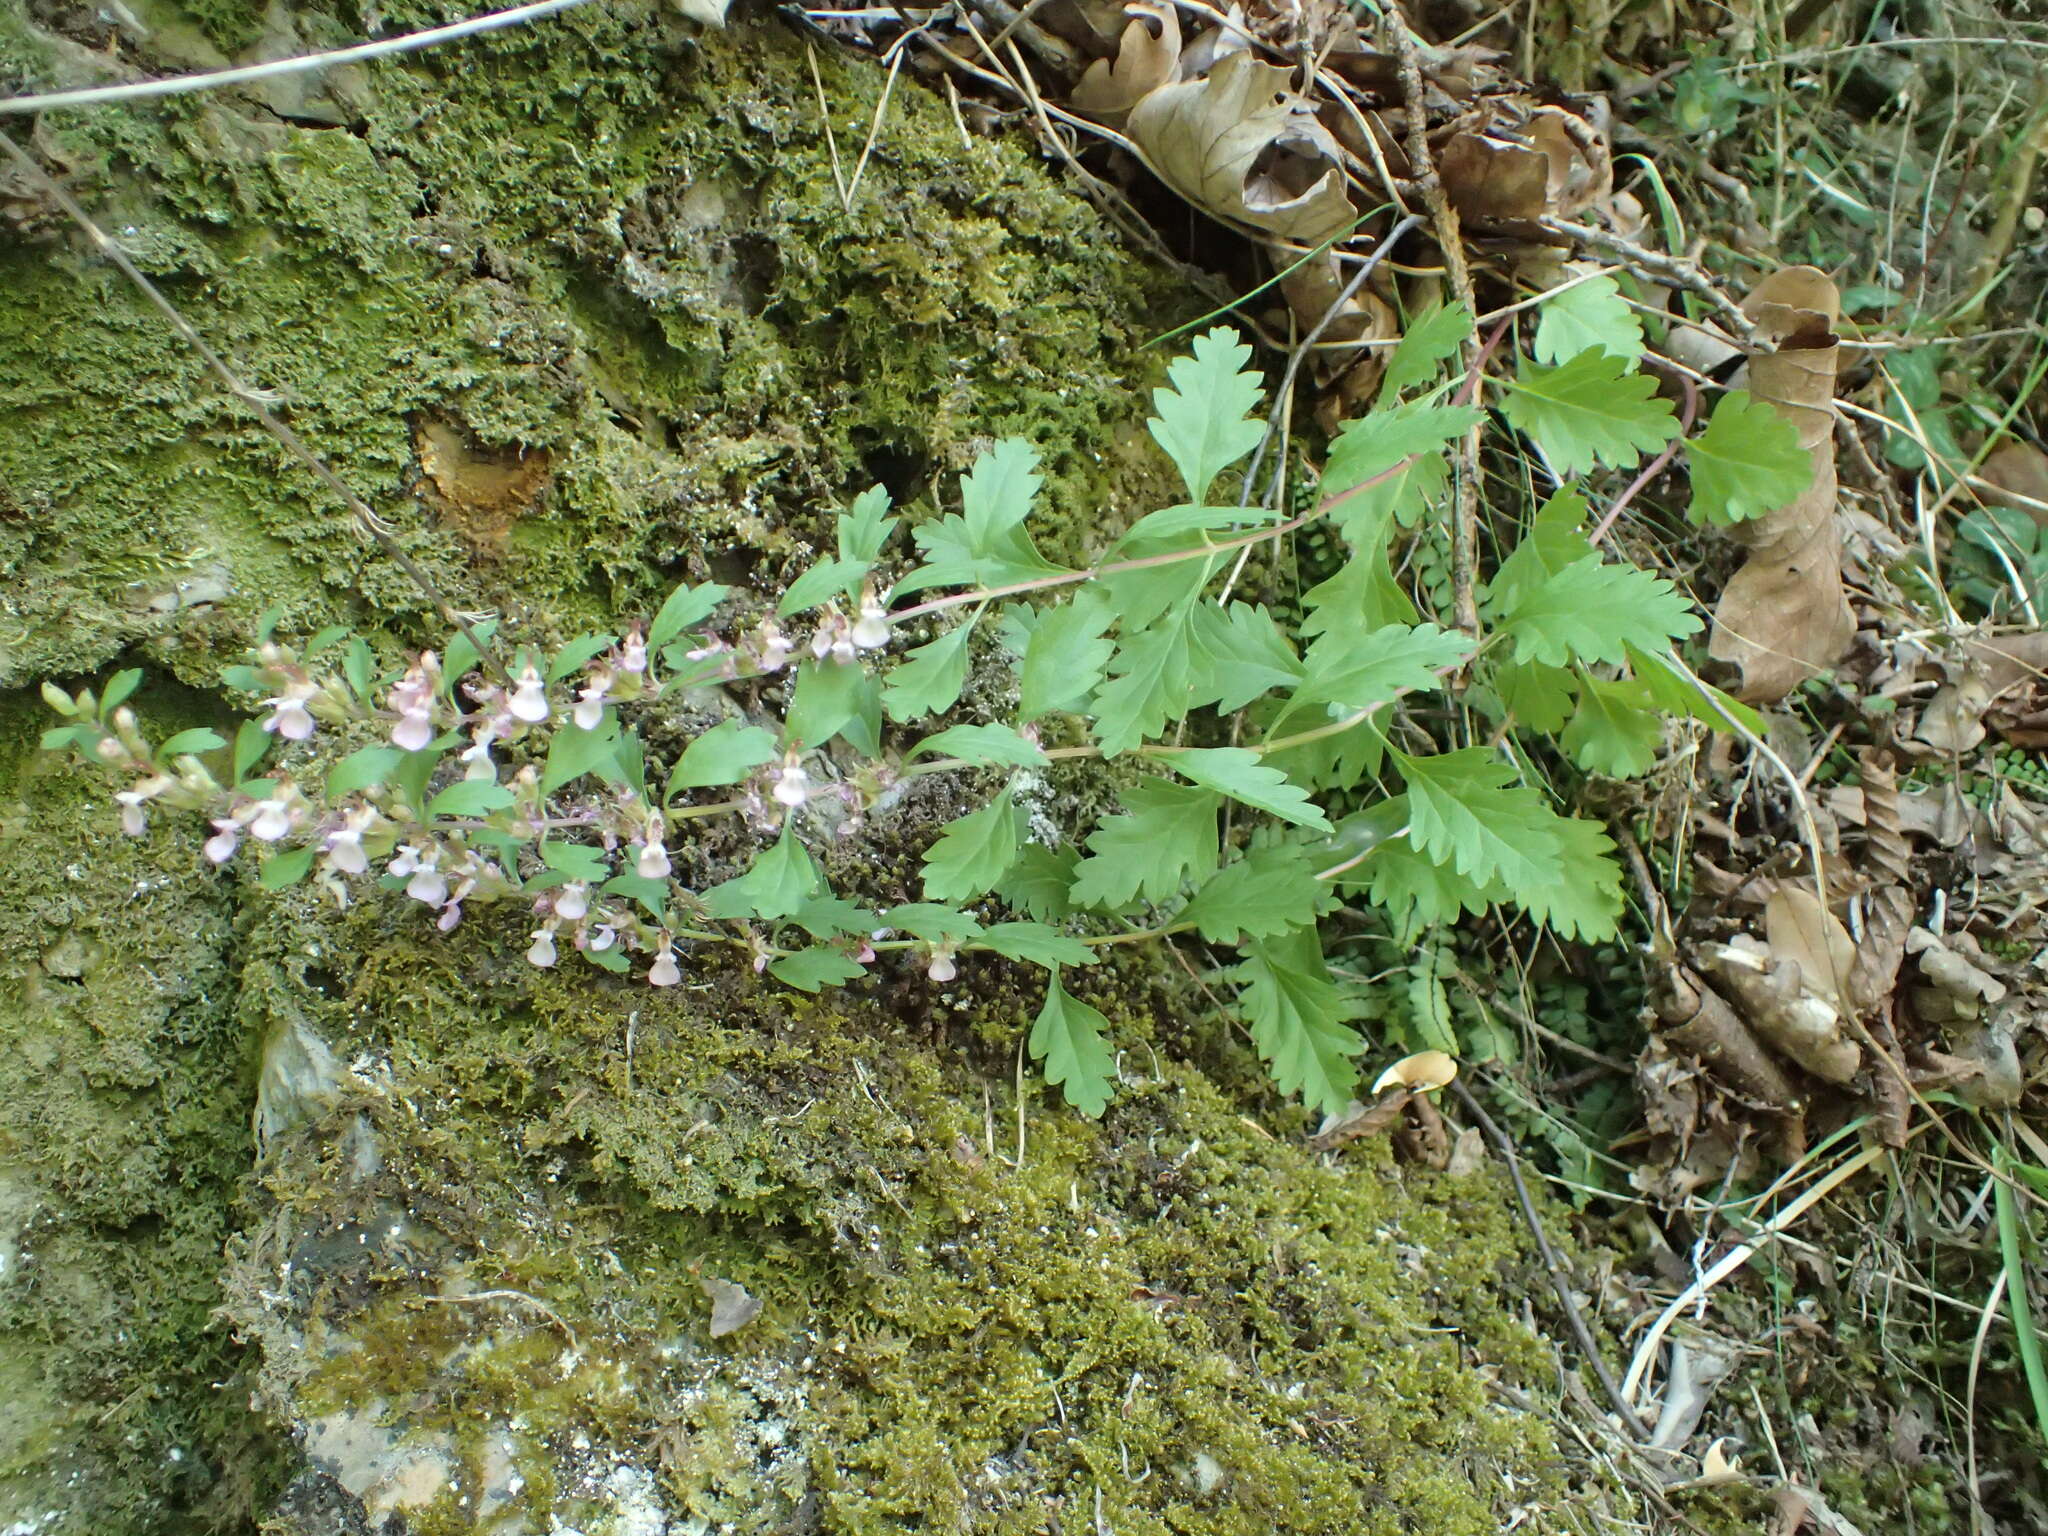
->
[0,131,509,681]
[1387,9,1482,637]
[0,0,594,115]
[1537,217,1757,343]
[1449,1076,1653,1441]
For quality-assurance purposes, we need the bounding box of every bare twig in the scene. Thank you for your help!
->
[1448,1075,1654,1441]
[0,130,509,681]
[0,0,594,115]
[1538,217,1757,343]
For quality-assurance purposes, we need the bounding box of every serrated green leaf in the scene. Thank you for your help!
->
[257,844,317,891]
[899,439,1065,593]
[1562,676,1662,777]
[770,946,867,992]
[647,581,729,651]
[1257,700,1386,792]
[1396,748,1566,893]
[583,944,632,973]
[1356,827,1504,940]
[786,894,880,940]
[541,717,623,795]
[548,633,618,681]
[1326,449,1449,546]
[979,922,1096,968]
[1294,623,1472,713]
[1019,592,1116,720]
[1533,276,1644,364]
[840,484,897,563]
[921,794,1024,903]
[701,826,823,922]
[602,870,669,921]
[1178,843,1325,943]
[1070,778,1219,908]
[1405,946,1458,1054]
[1684,389,1813,526]
[1382,302,1473,399]
[907,723,1049,767]
[327,745,405,797]
[994,844,1079,921]
[156,727,227,760]
[1494,557,1701,667]
[1518,816,1624,942]
[668,719,779,795]
[1030,972,1117,1117]
[1091,618,1196,758]
[1168,748,1329,830]
[882,619,975,723]
[1494,659,1578,733]
[1482,487,1594,619]
[540,840,611,881]
[879,903,986,942]
[1187,601,1302,713]
[1147,326,1267,505]
[1298,545,1419,634]
[1232,929,1362,1115]
[1498,350,1678,474]
[786,659,872,752]
[1116,501,1285,542]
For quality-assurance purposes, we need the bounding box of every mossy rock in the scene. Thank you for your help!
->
[4,2,1605,1531]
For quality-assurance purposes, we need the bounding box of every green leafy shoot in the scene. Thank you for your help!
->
[1069,778,1219,908]
[668,719,778,795]
[882,616,977,723]
[1532,275,1644,364]
[770,947,868,992]
[1167,748,1329,831]
[899,439,1066,594]
[1232,930,1362,1114]
[1017,593,1117,720]
[1493,557,1701,668]
[1146,326,1267,505]
[1684,390,1812,525]
[780,484,898,614]
[921,793,1024,903]
[701,825,823,922]
[647,581,729,652]
[1380,301,1473,399]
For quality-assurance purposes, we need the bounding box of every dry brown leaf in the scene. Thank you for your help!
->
[1128,50,1355,246]
[1980,440,2048,527]
[1438,128,1550,221]
[1762,887,1857,1013]
[1708,267,1855,702]
[1069,0,1180,118]
[1699,936,1862,1084]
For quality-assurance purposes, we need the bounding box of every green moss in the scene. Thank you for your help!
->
[0,690,289,1533]
[0,0,1187,692]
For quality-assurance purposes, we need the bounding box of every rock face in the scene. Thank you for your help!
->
[4,4,1574,1531]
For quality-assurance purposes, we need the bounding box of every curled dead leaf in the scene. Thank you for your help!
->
[1698,936,1862,1084]
[1708,267,1855,702]
[1069,0,1180,118]
[701,1275,763,1338]
[1126,50,1356,247]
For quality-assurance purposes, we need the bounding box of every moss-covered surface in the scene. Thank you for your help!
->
[2,1,1626,1530]
[222,883,1575,1535]
[1,0,1184,688]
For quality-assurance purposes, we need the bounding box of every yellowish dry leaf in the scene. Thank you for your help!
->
[1372,1049,1459,1094]
[1070,0,1181,118]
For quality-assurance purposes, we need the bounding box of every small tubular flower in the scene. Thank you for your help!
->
[203,818,241,865]
[769,749,811,809]
[508,666,550,724]
[572,667,613,730]
[554,880,590,921]
[648,942,681,987]
[526,926,558,968]
[261,681,319,742]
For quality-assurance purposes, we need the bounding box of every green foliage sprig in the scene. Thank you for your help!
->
[44,294,1808,1120]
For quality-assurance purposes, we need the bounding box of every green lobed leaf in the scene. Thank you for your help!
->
[839,484,897,564]
[786,659,876,753]
[540,840,610,881]
[1090,617,1196,758]
[602,871,668,922]
[1298,544,1419,635]
[1232,929,1363,1115]
[907,723,1049,767]
[646,581,729,651]
[1147,326,1268,505]
[1294,623,1472,714]
[583,944,632,973]
[1516,816,1624,942]
[669,719,779,794]
[1493,659,1578,733]
[1684,390,1813,526]
[921,794,1024,903]
[1168,747,1330,830]
[701,826,823,922]
[1030,972,1117,1117]
[1019,592,1117,720]
[1069,777,1219,908]
[1561,676,1662,777]
[1498,349,1679,475]
[1532,275,1644,365]
[1626,645,1764,736]
[882,619,976,723]
[994,844,1080,922]
[327,745,405,797]
[1187,601,1303,714]
[1322,403,1481,526]
[1481,487,1593,618]
[778,558,867,618]
[1395,748,1566,894]
[770,947,868,992]
[1494,556,1701,668]
[1356,828,1503,940]
[1178,843,1326,943]
[1381,302,1474,399]
[899,439,1066,593]
[788,895,880,940]
[441,619,501,692]
[979,921,1097,969]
